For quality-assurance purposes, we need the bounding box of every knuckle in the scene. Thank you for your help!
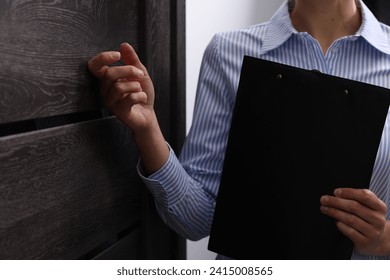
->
[104,67,114,80]
[379,200,388,213]
[113,81,123,92]
[101,52,112,61]
[104,67,119,81]
[378,216,387,227]
[128,81,141,92]
[361,189,373,202]
[347,200,361,212]
[345,215,356,226]
[134,81,142,90]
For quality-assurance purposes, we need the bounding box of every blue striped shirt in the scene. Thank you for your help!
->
[139,0,390,259]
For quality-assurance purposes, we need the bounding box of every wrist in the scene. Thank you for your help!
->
[133,112,169,175]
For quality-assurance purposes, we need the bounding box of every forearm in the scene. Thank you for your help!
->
[133,112,169,176]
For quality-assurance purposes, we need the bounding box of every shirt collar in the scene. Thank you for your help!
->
[259,0,294,55]
[260,0,390,56]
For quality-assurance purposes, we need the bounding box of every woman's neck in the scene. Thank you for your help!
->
[289,0,362,54]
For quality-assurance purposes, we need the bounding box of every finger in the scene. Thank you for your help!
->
[126,91,148,105]
[335,221,367,246]
[320,194,384,225]
[336,220,386,256]
[320,193,387,241]
[100,65,145,99]
[106,92,148,109]
[320,204,380,237]
[104,65,145,82]
[88,51,121,78]
[334,188,387,213]
[109,92,148,125]
[104,80,143,107]
[120,43,148,73]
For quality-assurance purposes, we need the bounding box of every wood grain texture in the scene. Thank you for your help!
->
[0,0,187,260]
[139,0,186,152]
[0,0,139,124]
[138,0,186,260]
[0,117,142,259]
[140,0,172,137]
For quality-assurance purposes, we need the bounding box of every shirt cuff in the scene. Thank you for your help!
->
[137,144,188,209]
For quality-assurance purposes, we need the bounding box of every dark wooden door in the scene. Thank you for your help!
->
[0,0,186,260]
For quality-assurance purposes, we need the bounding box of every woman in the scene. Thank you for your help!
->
[88,0,390,259]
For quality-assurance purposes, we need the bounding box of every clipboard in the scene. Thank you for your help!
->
[208,56,390,260]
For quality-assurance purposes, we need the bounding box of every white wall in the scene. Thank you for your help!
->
[185,0,284,260]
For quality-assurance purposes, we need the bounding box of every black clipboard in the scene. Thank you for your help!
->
[208,56,390,260]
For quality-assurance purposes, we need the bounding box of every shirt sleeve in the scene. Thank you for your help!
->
[137,33,236,241]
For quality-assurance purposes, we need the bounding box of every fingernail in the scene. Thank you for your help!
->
[320,196,329,203]
[334,189,342,196]
[320,206,328,213]
[111,51,121,59]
